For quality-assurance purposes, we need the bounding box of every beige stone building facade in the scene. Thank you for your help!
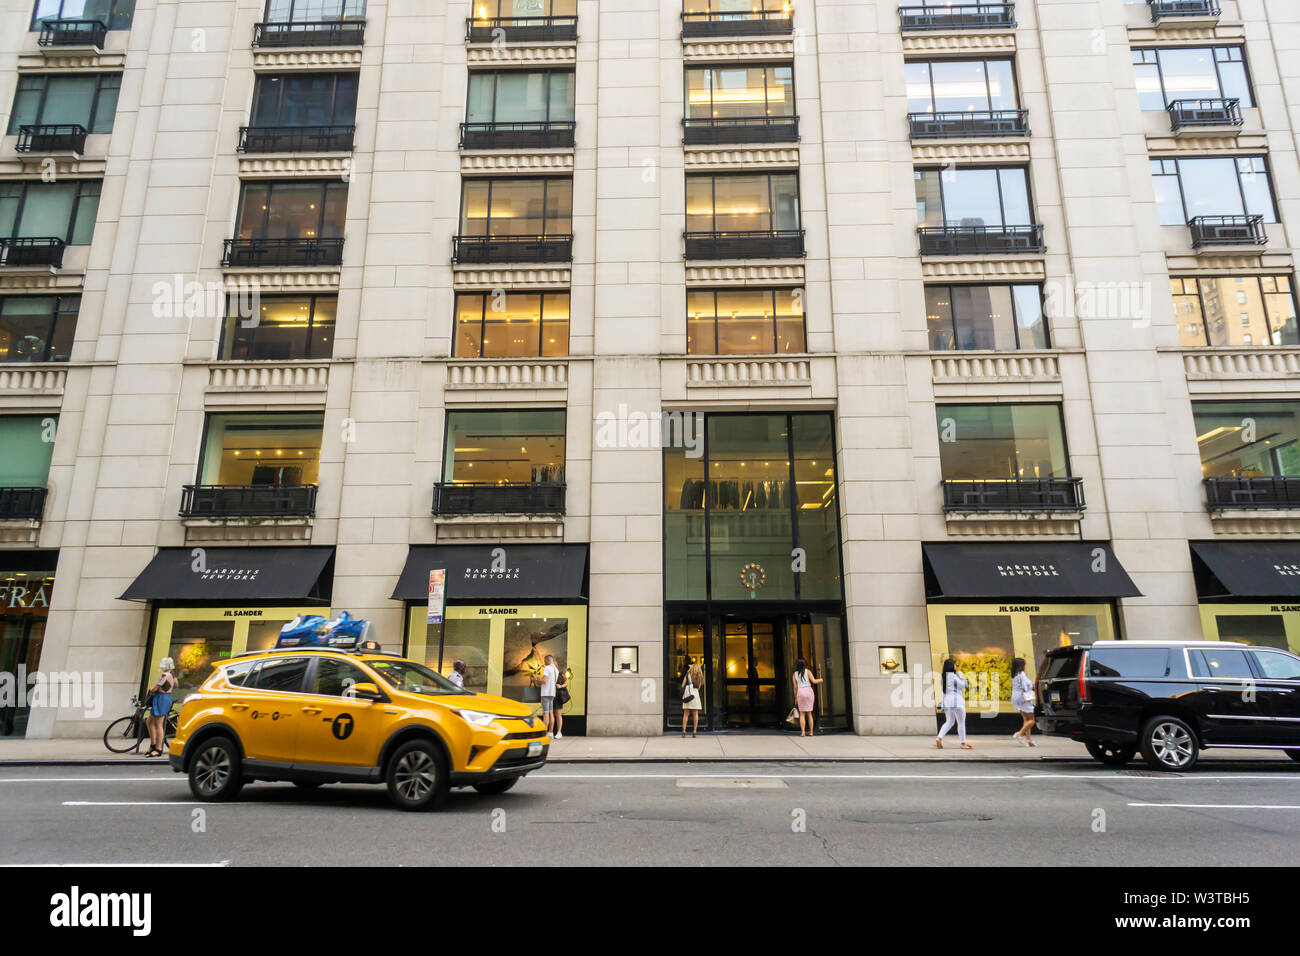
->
[1,0,1298,739]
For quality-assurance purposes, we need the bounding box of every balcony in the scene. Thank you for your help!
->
[237,125,355,153]
[0,238,66,268]
[37,19,108,48]
[0,487,48,521]
[1166,98,1242,132]
[942,478,1084,513]
[252,19,366,47]
[452,235,573,264]
[459,121,576,150]
[908,110,1028,139]
[222,238,345,268]
[14,124,88,154]
[684,229,805,260]
[180,484,318,519]
[680,10,794,38]
[918,224,1044,256]
[465,17,577,43]
[1205,476,1300,511]
[682,116,799,146]
[1147,0,1220,22]
[433,481,566,516]
[1188,215,1266,250]
[898,3,1015,31]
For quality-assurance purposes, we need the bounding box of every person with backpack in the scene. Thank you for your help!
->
[935,658,973,750]
[1010,656,1036,746]
[680,657,704,737]
[792,658,823,737]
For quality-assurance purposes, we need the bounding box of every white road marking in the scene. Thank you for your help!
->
[537,772,1291,781]
[0,777,166,783]
[1128,802,1300,810]
[62,800,205,807]
[0,861,230,867]
[676,778,788,789]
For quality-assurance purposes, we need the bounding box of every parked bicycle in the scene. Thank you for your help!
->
[103,693,178,754]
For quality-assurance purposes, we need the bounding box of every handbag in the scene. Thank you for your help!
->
[681,678,696,704]
[556,685,571,707]
[785,707,799,725]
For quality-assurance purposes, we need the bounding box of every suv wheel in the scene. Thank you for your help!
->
[386,739,450,811]
[188,736,244,801]
[1139,716,1198,771]
[473,776,520,795]
[1084,740,1136,766]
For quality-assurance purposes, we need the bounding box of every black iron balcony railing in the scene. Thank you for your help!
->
[898,3,1015,31]
[15,124,88,153]
[0,238,66,268]
[459,121,576,150]
[1188,215,1266,249]
[918,223,1045,255]
[908,109,1028,139]
[1166,98,1242,131]
[434,481,566,516]
[253,19,366,47]
[942,478,1084,513]
[452,235,573,264]
[682,116,799,145]
[1204,476,1300,511]
[37,19,108,48]
[180,484,318,518]
[0,487,48,521]
[1148,0,1221,21]
[237,125,355,153]
[684,229,805,260]
[680,9,794,38]
[222,237,345,268]
[465,16,578,43]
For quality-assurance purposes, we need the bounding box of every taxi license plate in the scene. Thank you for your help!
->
[527,742,543,757]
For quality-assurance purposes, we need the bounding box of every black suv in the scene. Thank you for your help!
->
[1036,640,1300,770]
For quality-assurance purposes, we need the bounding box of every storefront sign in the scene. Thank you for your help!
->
[0,581,51,610]
[995,564,1060,578]
[427,569,446,625]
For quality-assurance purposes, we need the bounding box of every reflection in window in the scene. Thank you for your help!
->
[1193,401,1300,478]
[157,621,235,700]
[31,0,134,30]
[1171,275,1297,347]
[686,288,804,354]
[683,0,787,11]
[264,0,366,22]
[914,167,1034,228]
[219,294,335,361]
[8,74,121,135]
[235,180,347,240]
[198,413,325,486]
[685,64,794,119]
[925,284,1047,351]
[442,409,566,485]
[905,59,1018,113]
[454,291,569,358]
[1215,615,1288,650]
[459,178,572,238]
[0,180,101,244]
[1150,157,1276,225]
[1131,47,1252,110]
[472,0,576,18]
[944,615,1013,703]
[251,73,358,126]
[466,71,575,124]
[1029,615,1098,679]
[935,404,1069,480]
[0,295,78,363]
[686,172,800,233]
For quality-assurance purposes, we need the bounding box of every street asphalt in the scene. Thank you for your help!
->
[1,761,1297,866]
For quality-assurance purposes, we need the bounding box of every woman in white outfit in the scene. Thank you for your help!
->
[935,658,973,750]
[1010,657,1036,746]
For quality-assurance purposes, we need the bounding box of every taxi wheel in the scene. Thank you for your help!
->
[386,739,450,811]
[472,777,519,795]
[188,736,244,802]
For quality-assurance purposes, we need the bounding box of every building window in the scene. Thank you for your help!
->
[0,296,78,362]
[30,0,134,30]
[925,284,1047,351]
[914,167,1034,228]
[7,74,121,135]
[458,178,572,238]
[686,288,805,354]
[264,0,365,21]
[453,291,569,358]
[905,58,1018,113]
[473,0,575,17]
[250,73,358,127]
[935,405,1069,481]
[219,294,335,361]
[466,71,575,124]
[442,409,565,485]
[1193,401,1300,478]
[1172,276,1297,347]
[0,416,55,487]
[234,180,347,240]
[1132,47,1252,109]
[686,172,800,233]
[1150,157,1277,225]
[0,180,101,245]
[684,64,794,119]
[198,413,324,487]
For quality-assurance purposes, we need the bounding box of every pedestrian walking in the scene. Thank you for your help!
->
[539,654,561,738]
[792,658,823,737]
[554,661,569,738]
[1010,657,1036,746]
[934,658,972,750]
[145,657,177,758]
[447,659,466,688]
[680,658,704,737]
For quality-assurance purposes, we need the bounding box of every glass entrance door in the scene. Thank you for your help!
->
[724,617,782,726]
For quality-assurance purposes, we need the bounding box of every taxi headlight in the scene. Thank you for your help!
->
[455,709,508,728]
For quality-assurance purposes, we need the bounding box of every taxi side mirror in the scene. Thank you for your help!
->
[347,682,386,703]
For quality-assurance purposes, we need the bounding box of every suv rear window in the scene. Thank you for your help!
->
[1088,647,1170,679]
[245,656,309,692]
[1040,653,1081,681]
[1189,648,1253,679]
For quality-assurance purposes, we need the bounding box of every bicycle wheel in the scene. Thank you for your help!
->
[103,714,146,754]
[163,711,179,745]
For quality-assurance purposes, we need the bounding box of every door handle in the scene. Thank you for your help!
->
[301,706,323,715]
[230,702,249,711]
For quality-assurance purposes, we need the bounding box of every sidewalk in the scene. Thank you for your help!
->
[0,733,1281,765]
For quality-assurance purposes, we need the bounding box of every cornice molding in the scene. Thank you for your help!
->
[911,140,1030,164]
[452,266,572,289]
[684,262,805,286]
[460,150,574,173]
[252,48,363,69]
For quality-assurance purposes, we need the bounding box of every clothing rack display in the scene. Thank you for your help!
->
[677,478,794,511]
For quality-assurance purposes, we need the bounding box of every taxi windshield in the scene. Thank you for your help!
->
[369,659,470,696]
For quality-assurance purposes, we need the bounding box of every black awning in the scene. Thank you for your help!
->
[923,542,1141,600]
[1191,541,1300,598]
[120,547,334,603]
[391,544,589,602]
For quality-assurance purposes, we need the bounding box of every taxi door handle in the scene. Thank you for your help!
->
[230,702,249,711]
[301,706,323,715]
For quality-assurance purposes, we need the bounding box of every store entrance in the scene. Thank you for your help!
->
[723,617,782,727]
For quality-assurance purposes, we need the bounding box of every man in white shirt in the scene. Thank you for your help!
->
[540,654,560,737]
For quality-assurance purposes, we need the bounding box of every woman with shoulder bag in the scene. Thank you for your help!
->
[1010,657,1036,746]
[680,658,704,737]
[553,662,570,739]
[935,658,973,750]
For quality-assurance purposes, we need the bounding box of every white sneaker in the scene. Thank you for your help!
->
[554,732,563,739]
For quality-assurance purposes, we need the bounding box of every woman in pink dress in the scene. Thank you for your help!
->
[792,658,823,737]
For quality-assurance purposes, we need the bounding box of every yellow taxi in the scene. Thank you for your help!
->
[168,643,550,810]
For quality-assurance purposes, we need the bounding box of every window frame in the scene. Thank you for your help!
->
[685,171,802,234]
[934,402,1074,480]
[0,294,80,363]
[30,0,134,30]
[7,73,121,135]
[218,293,336,362]
[456,177,573,239]
[452,289,570,359]
[464,69,576,125]
[1171,275,1298,347]
[0,179,102,245]
[440,408,567,486]
[233,179,348,240]
[924,283,1050,352]
[682,62,797,120]
[1130,45,1254,110]
[195,411,327,486]
[904,56,1021,114]
[262,0,365,22]
[1149,155,1279,225]
[915,164,1037,228]
[1191,399,1300,478]
[249,72,359,128]
[685,287,807,356]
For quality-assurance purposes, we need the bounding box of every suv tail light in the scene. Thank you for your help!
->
[1078,651,1090,703]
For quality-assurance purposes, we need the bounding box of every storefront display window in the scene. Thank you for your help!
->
[1193,401,1300,478]
[935,404,1069,481]
[442,409,565,485]
[1198,605,1299,653]
[0,565,55,738]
